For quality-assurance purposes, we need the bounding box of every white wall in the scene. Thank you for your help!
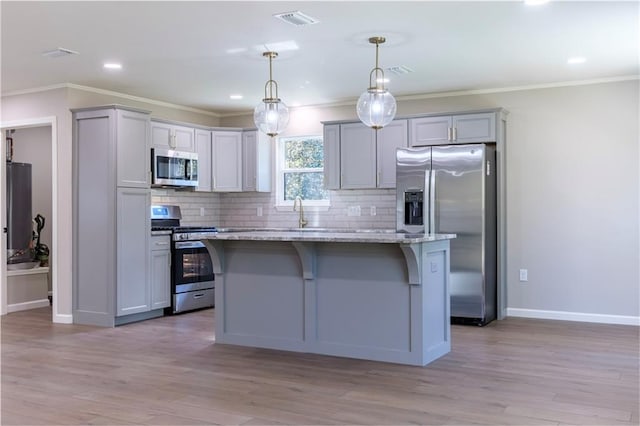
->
[1,88,72,323]
[221,80,640,320]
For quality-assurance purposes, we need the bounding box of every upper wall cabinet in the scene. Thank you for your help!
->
[212,130,242,192]
[410,112,496,146]
[151,121,195,152]
[323,124,341,190]
[376,119,408,188]
[340,122,377,189]
[116,109,151,188]
[324,120,408,190]
[194,129,212,192]
[242,130,272,192]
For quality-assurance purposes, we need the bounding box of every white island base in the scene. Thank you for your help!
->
[204,232,453,366]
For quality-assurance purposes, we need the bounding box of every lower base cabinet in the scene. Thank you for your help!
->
[150,235,171,310]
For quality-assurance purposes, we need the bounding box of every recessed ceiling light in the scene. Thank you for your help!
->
[229,94,243,100]
[567,57,586,64]
[226,47,247,54]
[104,63,122,70]
[524,0,550,5]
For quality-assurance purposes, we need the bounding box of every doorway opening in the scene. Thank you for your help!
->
[1,117,57,323]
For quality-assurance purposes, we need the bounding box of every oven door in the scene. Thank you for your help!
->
[172,240,214,293]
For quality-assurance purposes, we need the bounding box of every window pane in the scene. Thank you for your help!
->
[284,172,329,201]
[284,138,324,169]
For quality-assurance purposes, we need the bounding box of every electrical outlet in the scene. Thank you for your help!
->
[257,206,263,217]
[370,206,377,216]
[347,205,361,217]
[519,269,528,282]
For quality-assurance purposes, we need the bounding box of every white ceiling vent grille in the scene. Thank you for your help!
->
[386,65,414,75]
[42,48,79,58]
[273,11,319,26]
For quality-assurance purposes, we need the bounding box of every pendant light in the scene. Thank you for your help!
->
[356,36,397,130]
[254,51,289,137]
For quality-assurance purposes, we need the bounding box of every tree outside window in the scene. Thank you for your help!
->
[277,136,329,206]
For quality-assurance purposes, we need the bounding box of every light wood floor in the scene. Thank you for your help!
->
[2,307,638,425]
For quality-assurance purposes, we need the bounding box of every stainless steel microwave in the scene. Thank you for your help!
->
[151,148,198,187]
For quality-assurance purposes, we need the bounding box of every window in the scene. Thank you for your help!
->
[276,135,329,207]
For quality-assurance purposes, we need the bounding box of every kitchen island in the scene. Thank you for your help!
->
[202,229,455,366]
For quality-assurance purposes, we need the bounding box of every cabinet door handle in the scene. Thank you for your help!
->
[447,127,452,141]
[155,242,170,246]
[452,127,457,141]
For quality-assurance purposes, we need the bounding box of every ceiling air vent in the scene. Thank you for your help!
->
[42,48,79,58]
[386,65,414,76]
[273,11,319,26]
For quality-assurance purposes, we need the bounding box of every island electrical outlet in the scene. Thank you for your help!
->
[519,269,528,282]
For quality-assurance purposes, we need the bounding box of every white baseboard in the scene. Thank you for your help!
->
[7,299,51,313]
[507,308,640,326]
[54,313,73,324]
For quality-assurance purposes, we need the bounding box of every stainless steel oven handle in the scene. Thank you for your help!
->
[174,241,206,249]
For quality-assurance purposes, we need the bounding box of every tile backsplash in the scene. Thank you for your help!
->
[152,188,397,229]
[151,189,221,226]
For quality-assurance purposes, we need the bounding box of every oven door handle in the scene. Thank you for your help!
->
[174,241,206,249]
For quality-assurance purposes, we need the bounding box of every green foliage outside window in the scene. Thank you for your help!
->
[280,137,329,202]
[284,139,324,168]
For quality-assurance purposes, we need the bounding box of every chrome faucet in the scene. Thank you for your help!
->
[293,196,308,228]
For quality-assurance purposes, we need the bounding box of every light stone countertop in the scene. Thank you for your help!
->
[202,228,456,244]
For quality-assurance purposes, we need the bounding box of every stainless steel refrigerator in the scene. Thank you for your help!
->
[396,144,497,325]
[6,162,33,264]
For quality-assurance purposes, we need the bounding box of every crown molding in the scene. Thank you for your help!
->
[219,75,640,118]
[2,83,221,118]
[4,76,637,119]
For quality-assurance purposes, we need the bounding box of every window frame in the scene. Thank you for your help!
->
[275,134,330,208]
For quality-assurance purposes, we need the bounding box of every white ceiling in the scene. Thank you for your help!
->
[1,1,638,116]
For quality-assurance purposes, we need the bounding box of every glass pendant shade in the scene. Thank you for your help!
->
[254,99,289,137]
[254,51,289,137]
[357,36,397,130]
[356,89,396,129]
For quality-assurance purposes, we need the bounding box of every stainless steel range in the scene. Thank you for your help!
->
[150,205,217,314]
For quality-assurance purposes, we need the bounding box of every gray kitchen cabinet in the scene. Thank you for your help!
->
[72,105,160,327]
[410,112,496,146]
[151,120,195,151]
[117,109,151,188]
[325,120,408,190]
[376,119,408,188]
[212,130,242,192]
[323,124,340,190]
[340,122,377,189]
[150,235,171,310]
[195,129,212,192]
[116,188,151,316]
[242,130,271,192]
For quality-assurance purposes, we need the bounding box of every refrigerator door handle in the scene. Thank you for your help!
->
[429,169,436,234]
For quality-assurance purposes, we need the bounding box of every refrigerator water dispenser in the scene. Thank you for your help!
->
[404,191,424,226]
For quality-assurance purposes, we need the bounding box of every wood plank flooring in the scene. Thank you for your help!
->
[2,307,638,425]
